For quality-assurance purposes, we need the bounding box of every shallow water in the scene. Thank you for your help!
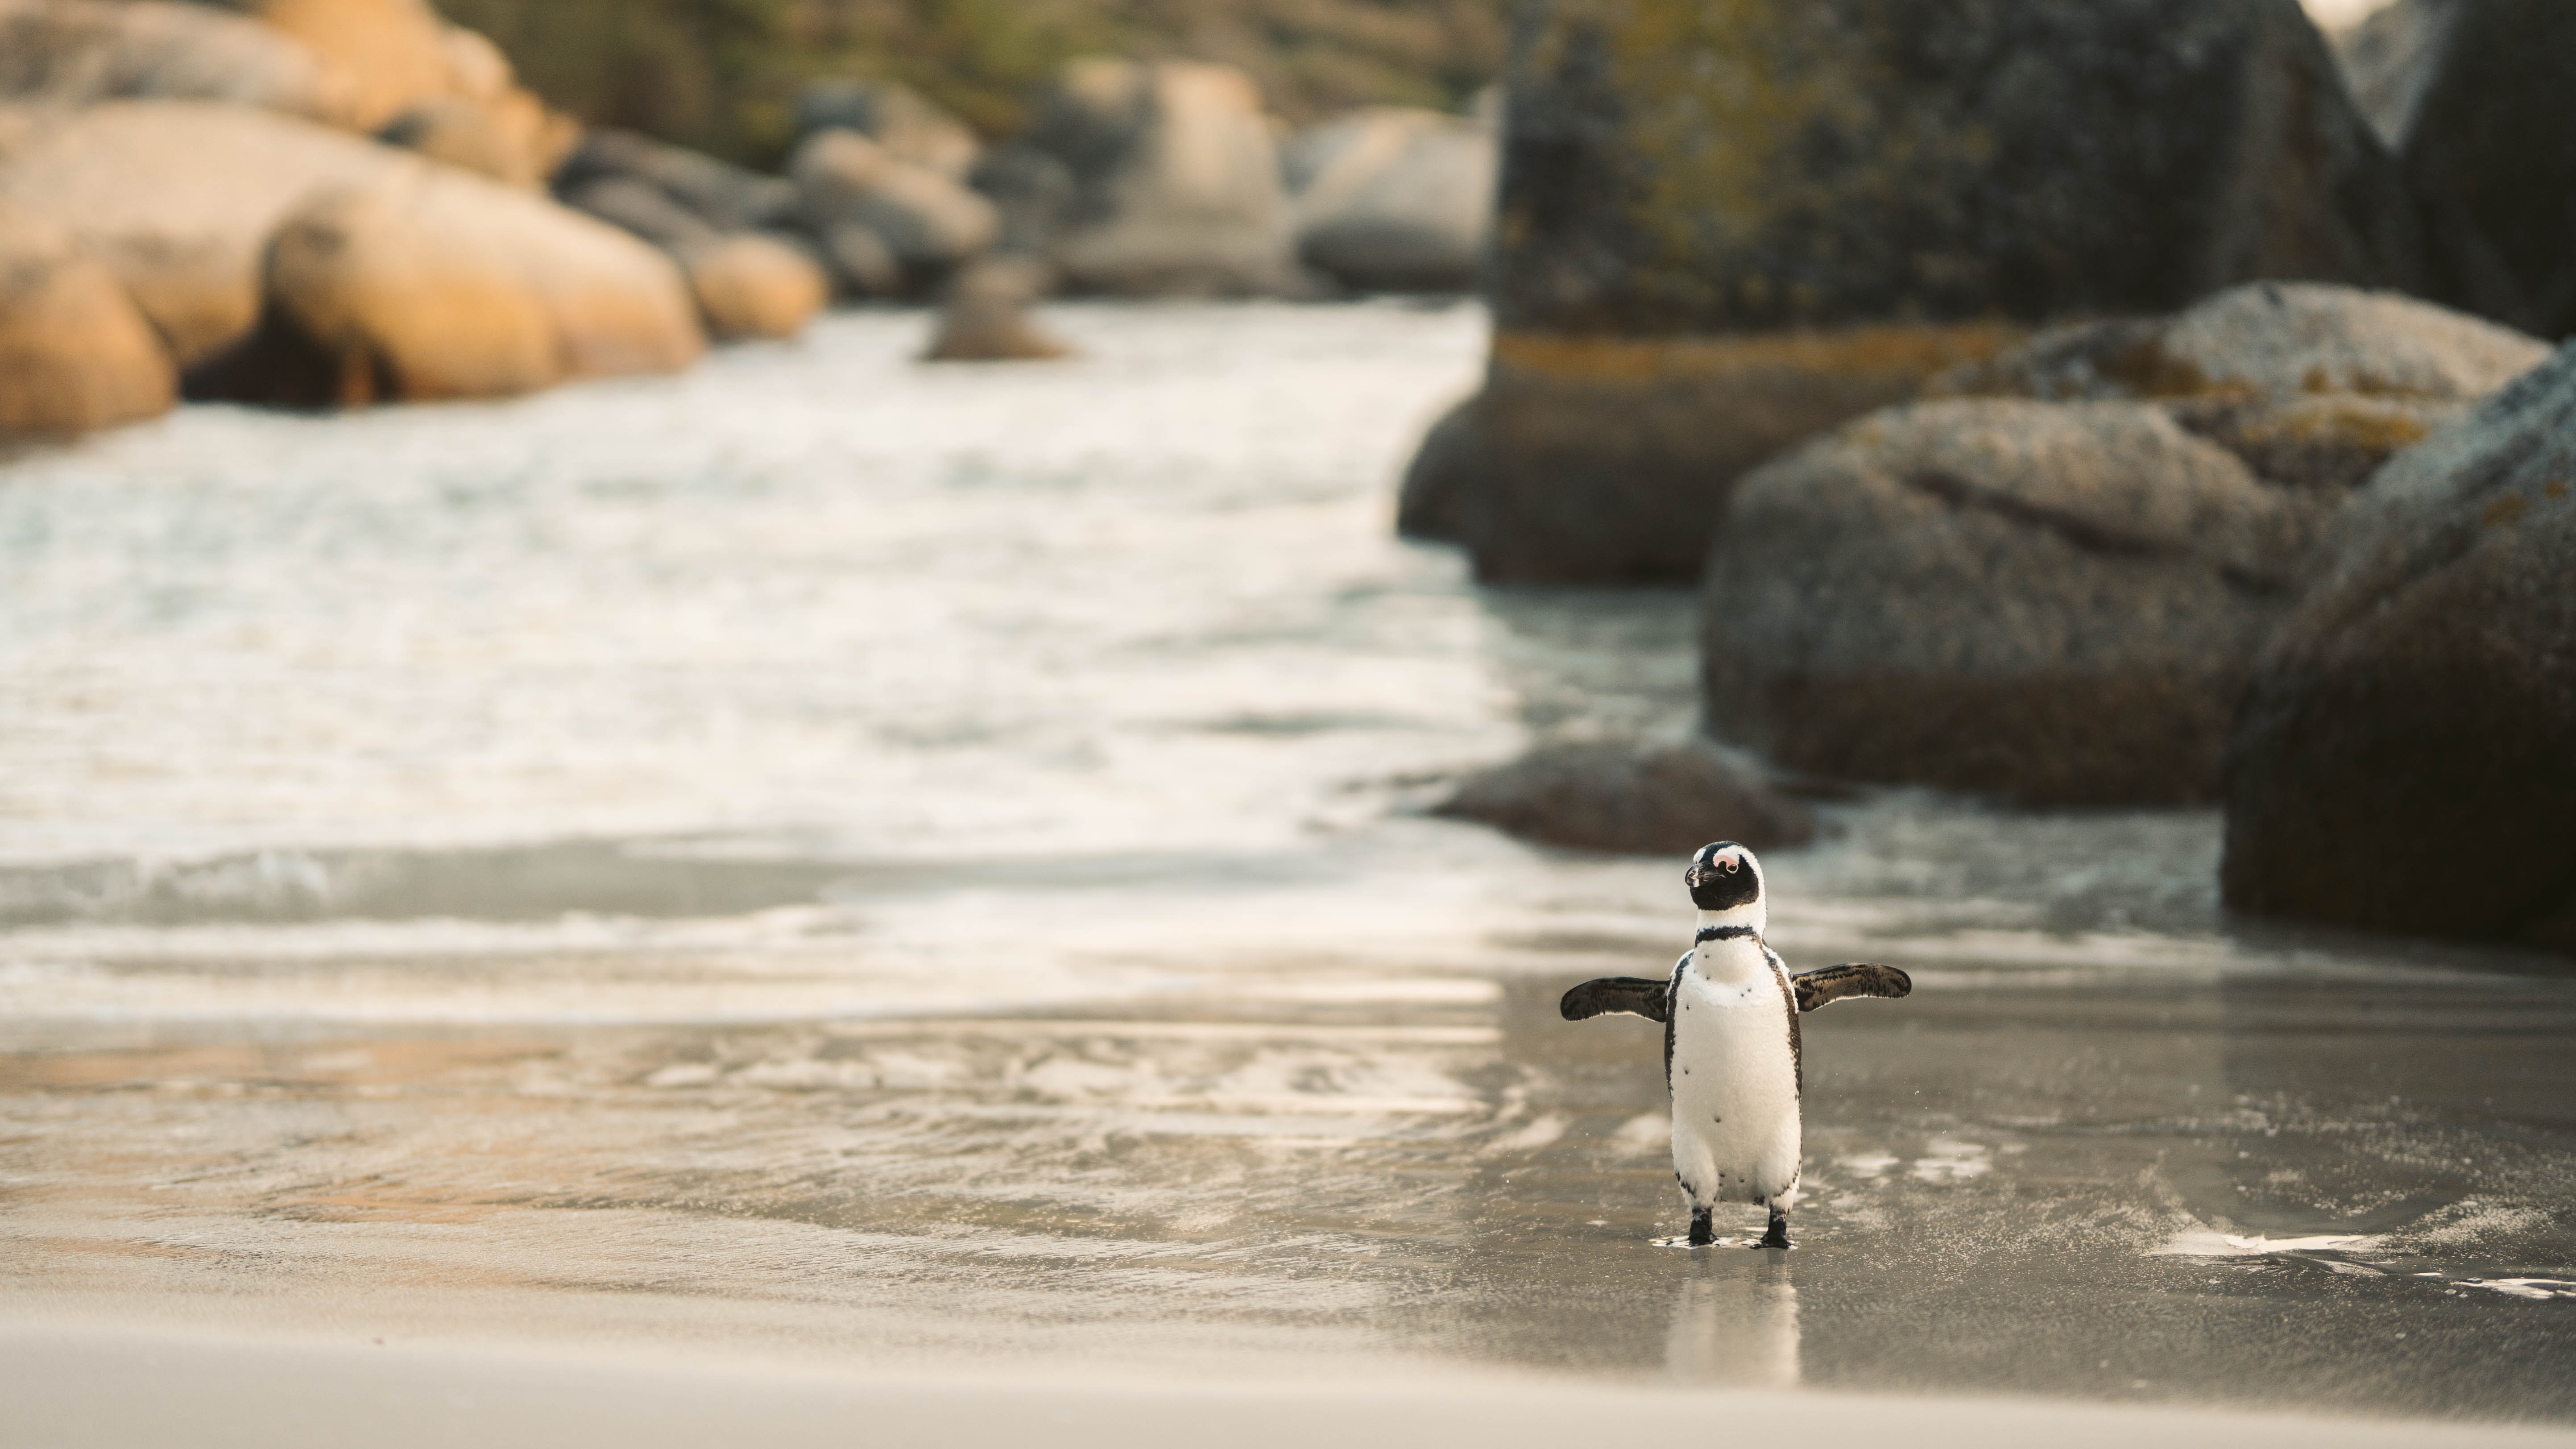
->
[2,302,2571,1422]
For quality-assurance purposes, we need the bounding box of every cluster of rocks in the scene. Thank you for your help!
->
[1,1,1507,434]
[1414,0,2575,952]
[1405,0,2421,584]
[1700,282,2546,808]
[0,0,704,431]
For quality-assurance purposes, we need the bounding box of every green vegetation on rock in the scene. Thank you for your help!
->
[431,0,1508,164]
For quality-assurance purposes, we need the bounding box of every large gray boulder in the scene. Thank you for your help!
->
[1702,400,2314,805]
[1018,60,1300,297]
[1701,283,2551,805]
[2223,344,2576,951]
[0,207,174,437]
[2384,0,2576,339]
[1286,107,1494,293]
[1417,0,2428,584]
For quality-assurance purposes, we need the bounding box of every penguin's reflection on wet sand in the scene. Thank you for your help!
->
[1663,1255,1801,1388]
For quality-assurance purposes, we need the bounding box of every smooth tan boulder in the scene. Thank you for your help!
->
[683,233,827,343]
[0,209,174,436]
[248,0,457,131]
[0,0,357,124]
[199,166,703,406]
[378,89,572,190]
[0,103,410,366]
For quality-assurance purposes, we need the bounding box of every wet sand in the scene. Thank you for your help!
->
[4,303,2573,1437]
[6,932,2575,1425]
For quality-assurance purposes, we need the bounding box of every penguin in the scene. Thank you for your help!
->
[1561,841,1911,1249]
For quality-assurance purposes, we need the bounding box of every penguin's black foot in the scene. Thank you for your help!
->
[1687,1207,1716,1247]
[1758,1208,1791,1250]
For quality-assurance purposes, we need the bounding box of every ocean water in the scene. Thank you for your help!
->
[2,302,2570,1419]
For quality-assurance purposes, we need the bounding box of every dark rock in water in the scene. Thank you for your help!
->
[1016,60,1300,298]
[2223,344,2576,952]
[1395,394,1495,542]
[1938,282,2551,496]
[1433,739,1814,855]
[2391,0,2576,339]
[923,258,1071,363]
[795,78,979,182]
[1419,0,2427,585]
[1702,399,2316,807]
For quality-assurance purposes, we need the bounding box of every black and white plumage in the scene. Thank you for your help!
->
[1560,841,1911,1249]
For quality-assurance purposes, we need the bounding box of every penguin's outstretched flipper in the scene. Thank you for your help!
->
[1792,963,1911,1013]
[1560,977,1671,1023]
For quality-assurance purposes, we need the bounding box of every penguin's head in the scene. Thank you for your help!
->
[1686,841,1764,915]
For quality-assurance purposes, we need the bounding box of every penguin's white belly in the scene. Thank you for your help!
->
[1668,958,1801,1208]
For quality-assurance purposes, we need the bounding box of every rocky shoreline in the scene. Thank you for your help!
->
[1396,0,2575,956]
[0,0,1504,437]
